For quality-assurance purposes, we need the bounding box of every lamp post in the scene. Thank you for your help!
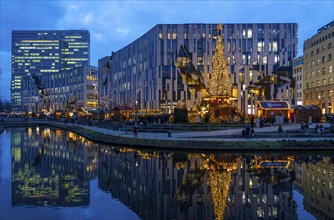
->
[135,100,138,122]
[243,84,246,129]
[207,101,211,132]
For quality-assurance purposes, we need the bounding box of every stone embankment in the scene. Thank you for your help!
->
[1,120,334,151]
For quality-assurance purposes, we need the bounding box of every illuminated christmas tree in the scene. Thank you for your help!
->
[209,24,232,98]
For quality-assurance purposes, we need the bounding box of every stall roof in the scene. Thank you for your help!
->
[257,101,290,110]
[305,104,320,110]
[112,106,134,111]
[291,105,306,110]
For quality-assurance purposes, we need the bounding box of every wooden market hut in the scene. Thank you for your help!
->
[291,104,321,123]
[256,101,290,123]
[112,106,134,121]
[91,109,105,120]
[291,105,307,123]
[304,104,322,123]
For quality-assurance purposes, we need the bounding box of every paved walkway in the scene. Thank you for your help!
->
[66,122,334,142]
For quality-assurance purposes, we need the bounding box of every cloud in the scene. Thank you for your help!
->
[55,1,166,64]
[0,1,64,52]
[115,28,129,35]
[82,13,94,25]
[92,32,104,41]
[0,0,333,101]
[0,1,65,100]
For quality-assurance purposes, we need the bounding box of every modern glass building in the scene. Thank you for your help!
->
[98,56,112,110]
[99,23,298,114]
[21,65,98,113]
[11,30,90,111]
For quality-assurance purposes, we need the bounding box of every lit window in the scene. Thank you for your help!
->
[257,42,264,52]
[197,56,203,66]
[242,29,246,38]
[247,28,252,38]
[263,56,267,64]
[274,54,279,63]
[272,41,278,52]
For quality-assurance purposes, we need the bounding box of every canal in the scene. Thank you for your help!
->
[1,127,333,220]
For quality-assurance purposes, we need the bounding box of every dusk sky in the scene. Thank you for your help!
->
[0,0,333,101]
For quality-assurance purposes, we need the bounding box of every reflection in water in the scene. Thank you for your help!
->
[5,127,334,220]
[97,145,334,220]
[11,127,98,207]
[300,157,334,220]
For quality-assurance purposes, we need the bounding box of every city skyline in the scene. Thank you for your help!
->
[1,0,333,101]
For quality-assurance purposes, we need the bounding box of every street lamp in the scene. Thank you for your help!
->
[242,84,246,129]
[207,101,211,132]
[135,100,138,122]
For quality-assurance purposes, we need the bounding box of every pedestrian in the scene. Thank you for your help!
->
[278,125,283,133]
[251,129,255,137]
[134,124,138,137]
[251,115,255,129]
[305,122,309,133]
[260,117,265,128]
[319,124,324,134]
[256,117,260,128]
[246,125,250,136]
[242,129,246,136]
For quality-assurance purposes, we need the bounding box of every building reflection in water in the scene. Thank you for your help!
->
[9,127,334,220]
[98,146,334,220]
[11,127,98,207]
[298,156,334,220]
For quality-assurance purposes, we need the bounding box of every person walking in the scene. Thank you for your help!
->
[251,128,255,137]
[134,123,138,137]
[278,125,283,133]
[305,122,309,134]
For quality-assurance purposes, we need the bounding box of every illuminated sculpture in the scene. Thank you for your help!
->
[176,153,240,220]
[209,24,232,98]
[176,24,241,123]
[202,154,239,220]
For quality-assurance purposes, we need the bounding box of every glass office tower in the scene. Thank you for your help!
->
[21,65,98,112]
[11,30,90,111]
[100,23,298,114]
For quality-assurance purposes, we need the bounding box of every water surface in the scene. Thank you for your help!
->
[1,127,333,220]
